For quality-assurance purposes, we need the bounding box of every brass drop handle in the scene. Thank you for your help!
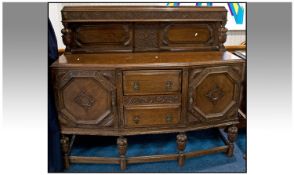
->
[165,114,173,124]
[165,80,173,90]
[132,81,140,91]
[133,116,140,124]
[194,32,198,37]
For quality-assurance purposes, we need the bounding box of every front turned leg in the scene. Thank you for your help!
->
[60,135,70,169]
[117,136,127,170]
[176,132,187,167]
[227,125,238,157]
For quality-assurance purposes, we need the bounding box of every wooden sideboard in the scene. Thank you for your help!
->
[51,6,245,170]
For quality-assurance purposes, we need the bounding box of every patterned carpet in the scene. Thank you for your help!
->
[64,128,246,173]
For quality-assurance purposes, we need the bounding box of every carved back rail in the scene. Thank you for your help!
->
[61,6,228,54]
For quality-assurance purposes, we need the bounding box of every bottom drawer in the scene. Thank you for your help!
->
[124,105,181,128]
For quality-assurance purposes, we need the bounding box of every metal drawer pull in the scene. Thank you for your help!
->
[132,81,140,91]
[165,114,173,123]
[165,80,173,90]
[195,32,198,37]
[133,116,140,124]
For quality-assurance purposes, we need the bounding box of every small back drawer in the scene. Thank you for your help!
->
[124,105,181,128]
[123,70,182,95]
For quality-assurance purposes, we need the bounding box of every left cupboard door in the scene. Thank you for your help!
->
[52,70,117,128]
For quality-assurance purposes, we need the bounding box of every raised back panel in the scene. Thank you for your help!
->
[160,22,219,51]
[61,6,228,53]
[68,23,133,53]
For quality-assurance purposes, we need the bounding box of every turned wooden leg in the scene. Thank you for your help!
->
[117,136,127,170]
[60,135,70,169]
[227,125,238,157]
[176,132,187,167]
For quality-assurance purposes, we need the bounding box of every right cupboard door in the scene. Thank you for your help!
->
[187,66,243,124]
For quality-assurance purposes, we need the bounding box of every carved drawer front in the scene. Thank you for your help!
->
[160,22,217,51]
[188,66,243,123]
[54,70,116,128]
[123,70,182,95]
[71,23,133,53]
[124,105,181,128]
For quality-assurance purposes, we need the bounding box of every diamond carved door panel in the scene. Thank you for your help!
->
[54,70,117,128]
[188,66,242,124]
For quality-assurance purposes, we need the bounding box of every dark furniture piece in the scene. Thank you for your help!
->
[233,50,247,129]
[51,6,245,170]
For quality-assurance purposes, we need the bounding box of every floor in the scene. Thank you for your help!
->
[64,128,246,173]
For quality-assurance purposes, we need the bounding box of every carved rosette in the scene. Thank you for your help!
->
[206,84,225,105]
[61,23,72,52]
[74,90,96,111]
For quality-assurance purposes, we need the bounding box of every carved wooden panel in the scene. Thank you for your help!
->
[188,66,242,123]
[124,105,181,128]
[134,23,160,52]
[55,70,116,127]
[70,23,133,53]
[160,22,218,51]
[123,95,181,106]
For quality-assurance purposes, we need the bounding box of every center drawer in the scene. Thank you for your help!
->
[124,105,181,128]
[123,70,182,95]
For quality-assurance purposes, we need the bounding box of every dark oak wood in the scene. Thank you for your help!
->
[227,125,238,157]
[123,70,182,95]
[60,135,70,169]
[61,6,227,53]
[58,45,247,56]
[68,145,229,165]
[176,132,187,166]
[51,51,243,68]
[51,6,245,170]
[117,136,127,170]
[124,104,181,128]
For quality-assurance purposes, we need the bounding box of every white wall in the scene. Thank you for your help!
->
[49,3,246,49]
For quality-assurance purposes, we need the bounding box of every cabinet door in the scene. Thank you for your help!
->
[188,66,243,124]
[54,70,116,128]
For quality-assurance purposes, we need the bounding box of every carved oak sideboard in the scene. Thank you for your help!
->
[51,6,245,170]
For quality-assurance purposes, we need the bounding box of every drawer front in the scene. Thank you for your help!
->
[160,22,217,51]
[71,23,133,53]
[124,105,181,128]
[123,70,182,95]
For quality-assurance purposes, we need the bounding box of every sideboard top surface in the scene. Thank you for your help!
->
[51,51,244,68]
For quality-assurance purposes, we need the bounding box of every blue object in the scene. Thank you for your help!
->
[48,18,63,172]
